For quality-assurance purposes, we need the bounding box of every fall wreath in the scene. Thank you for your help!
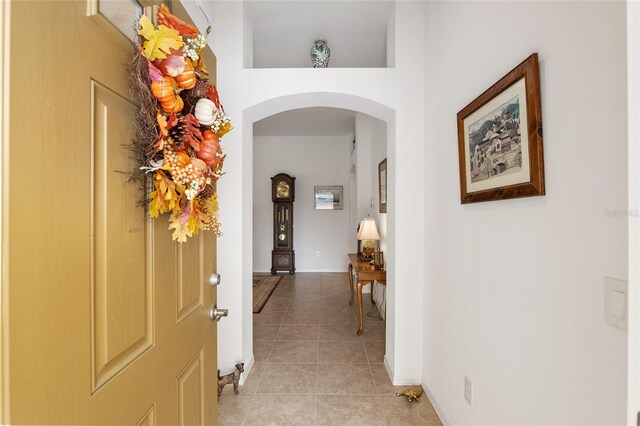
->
[130,5,231,242]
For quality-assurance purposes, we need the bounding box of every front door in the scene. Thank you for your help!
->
[3,1,218,424]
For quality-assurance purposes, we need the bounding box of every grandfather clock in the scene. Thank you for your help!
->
[271,173,296,274]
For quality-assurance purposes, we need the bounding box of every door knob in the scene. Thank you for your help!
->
[209,273,221,286]
[209,305,228,322]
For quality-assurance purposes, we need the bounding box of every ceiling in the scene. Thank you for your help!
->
[253,107,356,136]
[244,1,394,68]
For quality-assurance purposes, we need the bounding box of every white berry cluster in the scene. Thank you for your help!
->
[185,180,201,201]
[211,110,231,134]
[182,34,206,61]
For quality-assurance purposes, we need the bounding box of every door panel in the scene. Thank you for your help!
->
[136,405,156,426]
[91,80,154,392]
[177,235,204,324]
[178,349,205,426]
[6,1,218,424]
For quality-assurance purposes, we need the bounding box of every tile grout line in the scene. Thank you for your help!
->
[242,281,292,425]
[263,281,292,363]
[240,392,392,396]
[242,273,392,425]
[240,390,257,426]
[357,279,390,426]
[315,335,319,425]
[314,278,321,425]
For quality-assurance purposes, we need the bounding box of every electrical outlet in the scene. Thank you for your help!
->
[316,251,320,257]
[464,376,473,406]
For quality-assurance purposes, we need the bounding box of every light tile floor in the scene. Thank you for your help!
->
[218,273,442,426]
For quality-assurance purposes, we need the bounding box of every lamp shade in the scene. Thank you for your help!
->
[356,217,380,240]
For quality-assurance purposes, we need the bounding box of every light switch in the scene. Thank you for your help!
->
[604,277,627,330]
[611,290,625,319]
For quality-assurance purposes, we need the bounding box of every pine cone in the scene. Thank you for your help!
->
[182,80,210,113]
[198,183,216,201]
[169,119,187,152]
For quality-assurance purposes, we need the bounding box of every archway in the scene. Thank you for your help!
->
[242,92,397,379]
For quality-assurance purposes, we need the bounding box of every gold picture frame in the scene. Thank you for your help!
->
[314,186,343,210]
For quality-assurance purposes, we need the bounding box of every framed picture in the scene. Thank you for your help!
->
[378,158,387,213]
[314,186,343,210]
[457,53,544,204]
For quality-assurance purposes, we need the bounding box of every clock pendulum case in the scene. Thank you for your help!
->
[271,173,296,274]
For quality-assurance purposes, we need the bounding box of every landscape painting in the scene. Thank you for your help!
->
[456,53,545,204]
[468,95,522,183]
[314,186,343,210]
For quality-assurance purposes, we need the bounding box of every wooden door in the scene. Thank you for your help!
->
[2,1,218,424]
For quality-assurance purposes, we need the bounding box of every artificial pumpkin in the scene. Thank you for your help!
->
[194,98,216,126]
[164,95,184,114]
[176,59,196,90]
[197,130,222,167]
[175,152,191,168]
[151,76,177,101]
[153,53,186,77]
[190,158,209,179]
[151,76,183,113]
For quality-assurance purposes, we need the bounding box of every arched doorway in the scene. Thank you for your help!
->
[242,92,397,379]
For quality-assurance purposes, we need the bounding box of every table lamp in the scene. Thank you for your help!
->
[357,217,380,261]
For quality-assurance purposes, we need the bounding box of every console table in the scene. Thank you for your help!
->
[347,253,386,335]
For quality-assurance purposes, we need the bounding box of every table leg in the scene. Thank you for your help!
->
[371,281,376,305]
[357,280,365,335]
[348,263,354,305]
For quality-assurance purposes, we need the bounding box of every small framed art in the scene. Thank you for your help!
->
[378,158,387,213]
[314,186,343,210]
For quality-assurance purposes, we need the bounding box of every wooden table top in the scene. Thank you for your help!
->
[348,253,386,282]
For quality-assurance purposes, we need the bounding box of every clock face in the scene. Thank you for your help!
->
[276,181,290,198]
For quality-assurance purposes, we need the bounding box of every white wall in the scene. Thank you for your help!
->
[253,136,352,273]
[202,0,425,384]
[370,117,388,316]
[628,1,640,423]
[354,113,388,310]
[422,2,627,424]
[370,117,388,257]
[355,114,374,225]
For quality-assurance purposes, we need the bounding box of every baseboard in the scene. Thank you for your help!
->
[384,355,393,381]
[252,270,347,274]
[383,355,420,385]
[252,270,373,293]
[384,355,420,385]
[381,357,447,423]
[422,381,449,426]
[239,355,254,386]
[392,375,422,386]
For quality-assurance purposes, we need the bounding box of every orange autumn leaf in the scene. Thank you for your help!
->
[157,113,169,136]
[207,84,223,111]
[183,114,203,152]
[193,56,209,79]
[157,4,199,36]
[154,137,166,151]
[154,113,179,151]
